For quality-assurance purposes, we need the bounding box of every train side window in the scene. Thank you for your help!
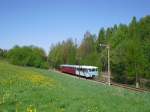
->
[77,68,82,71]
[82,69,84,72]
[84,69,88,72]
[89,69,91,72]
[86,69,88,72]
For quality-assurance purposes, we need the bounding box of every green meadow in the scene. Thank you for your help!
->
[0,60,150,112]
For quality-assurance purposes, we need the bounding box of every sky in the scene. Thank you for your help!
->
[0,0,150,54]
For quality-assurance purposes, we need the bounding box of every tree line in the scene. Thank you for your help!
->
[0,15,150,86]
[0,45,49,69]
[48,15,150,86]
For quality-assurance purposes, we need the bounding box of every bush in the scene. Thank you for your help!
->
[40,62,49,69]
[7,45,49,69]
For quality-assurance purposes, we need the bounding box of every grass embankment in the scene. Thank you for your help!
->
[0,60,150,112]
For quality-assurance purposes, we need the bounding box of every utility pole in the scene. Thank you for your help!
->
[135,68,139,88]
[100,44,111,86]
[107,45,111,85]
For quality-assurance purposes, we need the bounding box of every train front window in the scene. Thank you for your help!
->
[88,69,94,72]
[88,68,98,72]
[88,69,91,72]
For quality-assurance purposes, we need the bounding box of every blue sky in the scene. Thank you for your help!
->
[0,0,150,53]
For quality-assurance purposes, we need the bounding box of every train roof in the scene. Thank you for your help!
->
[60,64,98,69]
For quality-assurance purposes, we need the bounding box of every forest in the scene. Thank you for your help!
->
[0,15,150,86]
[48,15,150,86]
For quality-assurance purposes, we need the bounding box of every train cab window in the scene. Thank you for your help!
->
[89,69,97,72]
[89,69,92,72]
[92,69,95,71]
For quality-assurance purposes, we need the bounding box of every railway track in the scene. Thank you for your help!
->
[53,70,150,93]
[88,78,149,92]
[110,82,149,92]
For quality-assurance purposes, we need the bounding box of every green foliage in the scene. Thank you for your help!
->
[7,45,48,69]
[48,15,150,85]
[77,33,98,66]
[96,28,106,52]
[0,61,150,112]
[110,16,150,83]
[0,48,7,59]
[48,38,76,68]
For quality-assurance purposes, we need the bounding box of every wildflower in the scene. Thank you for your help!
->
[27,105,36,112]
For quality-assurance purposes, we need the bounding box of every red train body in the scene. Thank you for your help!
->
[60,66,76,75]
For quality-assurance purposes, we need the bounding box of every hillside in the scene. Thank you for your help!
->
[0,61,150,112]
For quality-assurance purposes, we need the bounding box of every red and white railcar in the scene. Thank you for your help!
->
[60,64,98,78]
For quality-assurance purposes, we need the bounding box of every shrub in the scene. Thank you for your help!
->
[7,45,48,69]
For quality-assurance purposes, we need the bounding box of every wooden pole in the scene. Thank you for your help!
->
[107,45,111,86]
